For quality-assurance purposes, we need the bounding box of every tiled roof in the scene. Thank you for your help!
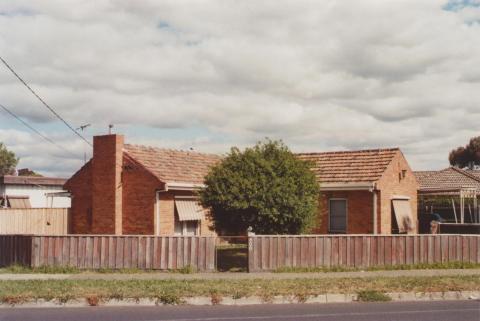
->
[466,170,480,180]
[124,144,222,185]
[414,167,480,191]
[412,171,436,185]
[296,148,399,183]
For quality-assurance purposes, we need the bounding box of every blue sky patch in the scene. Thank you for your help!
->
[0,7,35,17]
[443,0,480,11]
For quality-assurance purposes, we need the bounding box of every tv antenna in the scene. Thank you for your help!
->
[76,124,91,163]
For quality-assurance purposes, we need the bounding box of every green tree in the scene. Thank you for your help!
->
[200,139,320,235]
[449,136,480,169]
[18,168,42,177]
[0,143,18,176]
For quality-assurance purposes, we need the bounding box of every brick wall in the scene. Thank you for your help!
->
[377,151,419,234]
[122,156,162,235]
[157,192,175,235]
[64,162,92,234]
[315,190,374,234]
[156,191,216,236]
[91,135,124,234]
[200,213,217,236]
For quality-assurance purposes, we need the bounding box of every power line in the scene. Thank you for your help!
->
[0,56,92,147]
[0,102,81,159]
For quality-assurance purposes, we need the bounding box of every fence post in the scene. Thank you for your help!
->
[247,228,256,273]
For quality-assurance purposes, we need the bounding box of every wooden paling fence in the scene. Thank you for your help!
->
[248,235,480,272]
[0,208,70,235]
[0,235,217,271]
[3,234,479,272]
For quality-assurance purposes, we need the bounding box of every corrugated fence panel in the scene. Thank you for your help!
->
[247,235,480,272]
[0,208,69,235]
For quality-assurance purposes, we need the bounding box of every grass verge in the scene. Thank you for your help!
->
[273,261,480,273]
[2,261,478,274]
[0,264,196,274]
[0,275,478,304]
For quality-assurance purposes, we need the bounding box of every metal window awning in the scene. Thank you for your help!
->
[174,198,206,221]
[392,199,414,233]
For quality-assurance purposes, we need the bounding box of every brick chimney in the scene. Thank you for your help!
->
[91,134,124,234]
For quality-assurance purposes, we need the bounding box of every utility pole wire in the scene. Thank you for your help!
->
[0,103,81,159]
[0,56,92,147]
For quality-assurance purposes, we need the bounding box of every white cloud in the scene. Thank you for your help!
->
[0,0,479,176]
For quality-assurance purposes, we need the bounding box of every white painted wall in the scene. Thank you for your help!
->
[1,184,71,208]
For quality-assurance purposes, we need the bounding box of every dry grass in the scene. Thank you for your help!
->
[0,275,478,304]
[274,261,480,273]
[0,264,196,274]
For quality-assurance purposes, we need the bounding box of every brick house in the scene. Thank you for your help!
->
[297,148,419,234]
[66,135,418,236]
[64,134,220,236]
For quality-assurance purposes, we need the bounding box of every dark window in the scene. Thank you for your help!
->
[329,199,347,233]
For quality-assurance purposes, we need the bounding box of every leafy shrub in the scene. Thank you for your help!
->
[357,290,391,302]
[200,139,319,234]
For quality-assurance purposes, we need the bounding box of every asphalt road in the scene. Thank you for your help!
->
[0,301,479,321]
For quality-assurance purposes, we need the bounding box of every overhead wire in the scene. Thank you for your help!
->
[0,102,82,159]
[0,56,92,147]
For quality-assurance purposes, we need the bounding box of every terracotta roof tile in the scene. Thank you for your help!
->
[414,167,480,191]
[1,175,67,186]
[466,170,480,180]
[124,144,402,185]
[296,148,399,183]
[124,144,221,184]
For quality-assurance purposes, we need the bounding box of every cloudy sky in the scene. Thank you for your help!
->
[0,0,479,177]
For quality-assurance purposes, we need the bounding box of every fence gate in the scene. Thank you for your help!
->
[215,236,248,272]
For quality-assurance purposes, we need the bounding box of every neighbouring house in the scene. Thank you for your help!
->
[64,134,220,236]
[0,175,70,208]
[414,167,480,229]
[297,148,419,234]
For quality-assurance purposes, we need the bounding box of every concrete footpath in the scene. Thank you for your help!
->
[0,268,479,281]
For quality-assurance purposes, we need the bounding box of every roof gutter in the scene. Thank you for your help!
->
[320,182,375,191]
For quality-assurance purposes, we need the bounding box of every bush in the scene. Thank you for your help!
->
[157,293,182,305]
[357,290,391,302]
[200,139,319,234]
